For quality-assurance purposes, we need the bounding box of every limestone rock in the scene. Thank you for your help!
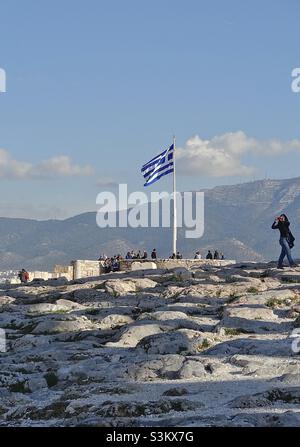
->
[32,316,95,334]
[24,377,48,393]
[100,314,134,329]
[1,261,300,427]
[106,322,163,347]
[104,278,157,296]
[219,305,282,334]
[0,296,15,306]
[136,331,204,355]
[177,360,207,379]
[131,262,157,271]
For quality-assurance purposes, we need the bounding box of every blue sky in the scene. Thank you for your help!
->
[0,0,300,219]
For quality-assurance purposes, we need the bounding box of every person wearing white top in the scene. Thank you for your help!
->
[194,251,201,259]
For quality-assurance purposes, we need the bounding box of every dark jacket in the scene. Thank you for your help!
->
[272,220,290,238]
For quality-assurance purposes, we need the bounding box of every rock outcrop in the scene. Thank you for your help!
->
[0,262,300,427]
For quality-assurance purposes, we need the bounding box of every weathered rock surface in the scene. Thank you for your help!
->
[0,262,300,427]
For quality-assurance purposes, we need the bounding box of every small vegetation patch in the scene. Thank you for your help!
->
[225,276,236,283]
[246,287,259,294]
[224,328,249,336]
[267,388,300,404]
[227,293,239,304]
[260,326,271,331]
[27,400,70,420]
[99,398,198,418]
[266,297,291,308]
[51,309,69,314]
[266,298,280,308]
[20,322,38,334]
[281,277,300,284]
[197,339,211,351]
[9,381,28,394]
[163,387,189,396]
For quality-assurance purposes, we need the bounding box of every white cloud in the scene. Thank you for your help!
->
[176,131,300,177]
[0,150,94,179]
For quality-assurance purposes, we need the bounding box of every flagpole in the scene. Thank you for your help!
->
[172,136,177,255]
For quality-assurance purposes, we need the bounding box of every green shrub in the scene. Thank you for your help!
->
[247,287,259,294]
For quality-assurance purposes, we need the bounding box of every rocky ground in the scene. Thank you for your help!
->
[0,262,300,427]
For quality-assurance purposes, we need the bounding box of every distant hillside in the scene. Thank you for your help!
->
[1,177,300,270]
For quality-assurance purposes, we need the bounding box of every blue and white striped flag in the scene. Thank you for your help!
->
[141,144,174,187]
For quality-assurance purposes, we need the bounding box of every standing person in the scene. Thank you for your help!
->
[104,258,112,273]
[112,258,120,271]
[194,251,202,259]
[151,249,157,259]
[206,250,213,260]
[213,250,219,260]
[272,214,296,269]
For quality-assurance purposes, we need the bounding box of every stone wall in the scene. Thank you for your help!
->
[27,266,74,282]
[29,271,52,281]
[158,259,235,269]
[119,258,235,271]
[71,260,102,279]
[53,265,74,281]
[7,271,54,284]
[67,258,236,280]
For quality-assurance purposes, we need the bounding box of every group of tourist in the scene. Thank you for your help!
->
[98,248,226,266]
[205,250,224,260]
[98,255,122,273]
[169,251,183,259]
[124,249,159,259]
[125,250,147,259]
[98,249,159,272]
[194,250,224,260]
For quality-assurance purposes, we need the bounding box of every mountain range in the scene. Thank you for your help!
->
[1,177,300,271]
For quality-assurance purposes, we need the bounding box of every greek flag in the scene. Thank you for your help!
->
[141,144,174,187]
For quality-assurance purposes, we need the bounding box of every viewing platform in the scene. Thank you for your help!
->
[67,258,236,280]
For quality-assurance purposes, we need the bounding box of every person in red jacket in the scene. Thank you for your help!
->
[18,269,30,283]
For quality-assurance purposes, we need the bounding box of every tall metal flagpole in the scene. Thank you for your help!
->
[172,136,177,255]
